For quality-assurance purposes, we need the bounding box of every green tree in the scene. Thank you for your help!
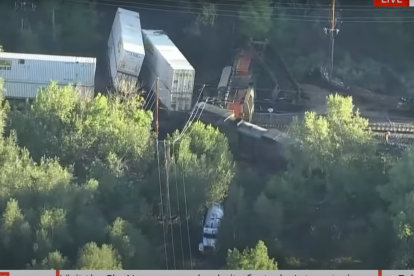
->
[169,122,235,217]
[10,83,154,224]
[30,251,70,269]
[33,208,72,260]
[227,240,277,270]
[76,242,122,270]
[378,146,414,269]
[238,0,273,40]
[252,95,388,268]
[0,78,3,99]
[216,183,251,262]
[0,199,32,268]
[106,218,159,269]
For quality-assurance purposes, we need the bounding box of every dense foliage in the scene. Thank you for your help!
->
[0,80,412,269]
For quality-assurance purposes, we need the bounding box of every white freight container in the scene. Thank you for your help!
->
[108,8,145,79]
[0,52,96,99]
[107,45,138,88]
[2,82,94,99]
[142,29,195,111]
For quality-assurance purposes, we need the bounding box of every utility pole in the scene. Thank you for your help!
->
[155,77,159,139]
[15,2,36,32]
[324,0,339,78]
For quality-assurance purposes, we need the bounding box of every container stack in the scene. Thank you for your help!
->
[107,8,145,86]
[142,30,195,111]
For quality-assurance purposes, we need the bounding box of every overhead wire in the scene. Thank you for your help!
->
[156,140,169,269]
[166,88,208,268]
[180,150,193,270]
[164,140,177,269]
[81,0,414,13]
[68,0,414,23]
[184,100,209,138]
[143,80,156,110]
[181,85,206,133]
[149,82,206,269]
[143,81,155,109]
[149,92,157,110]
[75,0,414,9]
[171,142,186,269]
[147,83,207,270]
[165,87,208,269]
[173,85,206,143]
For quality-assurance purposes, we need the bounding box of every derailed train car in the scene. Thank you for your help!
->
[196,102,290,167]
[195,102,414,170]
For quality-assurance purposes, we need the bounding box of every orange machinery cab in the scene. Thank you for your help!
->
[226,86,255,122]
[234,49,253,77]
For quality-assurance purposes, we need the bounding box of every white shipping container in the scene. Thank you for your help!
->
[142,30,195,111]
[108,8,145,77]
[2,81,94,99]
[0,52,96,99]
[107,41,138,88]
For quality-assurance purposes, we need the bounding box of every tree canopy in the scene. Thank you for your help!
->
[0,82,237,269]
[227,241,278,270]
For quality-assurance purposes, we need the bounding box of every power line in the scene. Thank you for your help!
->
[180,154,193,269]
[67,0,414,23]
[173,85,206,143]
[77,0,414,13]
[154,76,169,269]
[156,140,169,269]
[171,142,186,269]
[164,140,176,270]
[155,77,160,138]
[163,88,208,269]
[143,80,156,110]
[151,78,204,269]
[184,100,209,138]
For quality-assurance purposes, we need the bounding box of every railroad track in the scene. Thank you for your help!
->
[373,132,414,147]
[252,113,414,134]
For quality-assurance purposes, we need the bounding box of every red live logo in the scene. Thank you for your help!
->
[374,0,410,6]
[0,272,9,276]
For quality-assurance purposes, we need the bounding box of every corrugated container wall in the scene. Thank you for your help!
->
[0,52,96,99]
[107,37,139,87]
[2,82,94,99]
[108,8,145,78]
[142,29,195,111]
